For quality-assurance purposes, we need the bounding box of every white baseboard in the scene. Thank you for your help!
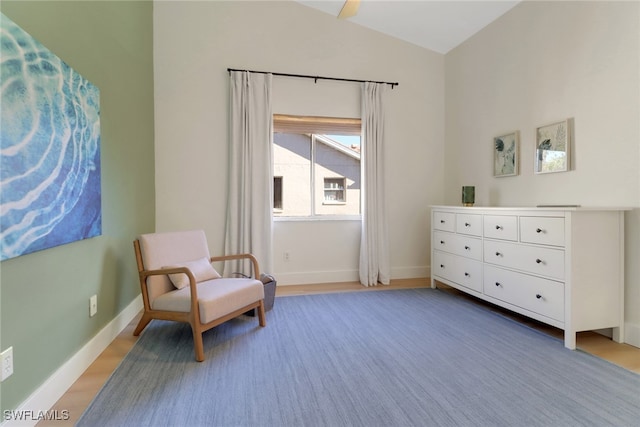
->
[625,321,640,348]
[391,266,430,280]
[2,296,142,427]
[276,266,429,286]
[276,269,359,285]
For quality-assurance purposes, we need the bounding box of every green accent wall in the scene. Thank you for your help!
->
[0,0,154,414]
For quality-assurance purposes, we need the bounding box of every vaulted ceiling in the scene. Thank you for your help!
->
[296,1,521,54]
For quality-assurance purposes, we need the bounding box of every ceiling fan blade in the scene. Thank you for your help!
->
[338,0,360,19]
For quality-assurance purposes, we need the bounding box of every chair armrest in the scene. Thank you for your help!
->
[209,253,260,278]
[139,267,199,306]
[140,266,196,282]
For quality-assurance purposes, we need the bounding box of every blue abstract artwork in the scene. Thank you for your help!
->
[1,14,101,261]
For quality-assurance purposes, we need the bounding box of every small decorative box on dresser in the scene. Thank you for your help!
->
[431,206,629,349]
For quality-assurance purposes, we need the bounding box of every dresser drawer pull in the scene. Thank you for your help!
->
[536,258,544,264]
[495,252,502,257]
[440,240,445,244]
[536,294,544,300]
[464,272,470,277]
[465,222,471,227]
[440,264,445,268]
[440,220,445,224]
[464,246,470,250]
[536,228,543,233]
[495,282,501,287]
[495,225,503,230]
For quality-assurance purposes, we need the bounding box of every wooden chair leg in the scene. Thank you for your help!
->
[133,313,152,336]
[257,300,266,327]
[192,324,205,362]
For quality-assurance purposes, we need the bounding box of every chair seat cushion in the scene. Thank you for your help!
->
[151,278,265,324]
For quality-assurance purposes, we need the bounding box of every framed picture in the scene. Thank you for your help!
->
[1,14,101,261]
[535,119,571,174]
[493,131,519,177]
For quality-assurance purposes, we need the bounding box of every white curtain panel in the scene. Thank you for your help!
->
[224,71,273,277]
[359,82,390,286]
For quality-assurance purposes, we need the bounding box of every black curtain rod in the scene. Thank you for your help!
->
[227,68,398,88]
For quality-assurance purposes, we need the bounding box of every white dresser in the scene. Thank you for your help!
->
[430,206,627,349]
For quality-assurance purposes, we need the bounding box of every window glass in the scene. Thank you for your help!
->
[324,178,346,203]
[273,117,361,218]
[273,176,283,211]
[273,133,311,217]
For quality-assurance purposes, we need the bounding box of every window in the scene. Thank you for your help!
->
[324,177,346,204]
[273,176,283,211]
[273,115,361,218]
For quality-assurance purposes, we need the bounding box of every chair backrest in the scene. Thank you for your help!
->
[137,229,211,304]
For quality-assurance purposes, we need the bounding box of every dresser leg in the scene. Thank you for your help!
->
[612,326,624,343]
[564,331,577,350]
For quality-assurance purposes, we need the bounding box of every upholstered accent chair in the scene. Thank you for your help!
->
[133,230,266,361]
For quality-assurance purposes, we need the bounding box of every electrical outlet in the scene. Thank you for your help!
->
[90,294,97,317]
[1,347,13,381]
[283,251,290,262]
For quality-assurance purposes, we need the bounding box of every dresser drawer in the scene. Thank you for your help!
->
[484,265,564,322]
[433,231,482,261]
[433,251,482,292]
[483,215,518,241]
[484,240,565,280]
[433,211,455,232]
[520,216,565,247]
[456,213,482,236]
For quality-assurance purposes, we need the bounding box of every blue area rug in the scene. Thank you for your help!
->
[78,289,639,426]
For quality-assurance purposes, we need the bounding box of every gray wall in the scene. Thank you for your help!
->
[445,0,640,345]
[153,0,444,285]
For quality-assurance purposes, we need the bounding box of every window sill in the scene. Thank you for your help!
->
[274,215,361,222]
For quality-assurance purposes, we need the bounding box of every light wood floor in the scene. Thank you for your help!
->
[38,278,640,426]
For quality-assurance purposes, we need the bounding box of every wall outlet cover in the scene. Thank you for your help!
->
[1,346,14,381]
[90,295,98,317]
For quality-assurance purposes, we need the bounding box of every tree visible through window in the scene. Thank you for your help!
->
[273,115,361,218]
